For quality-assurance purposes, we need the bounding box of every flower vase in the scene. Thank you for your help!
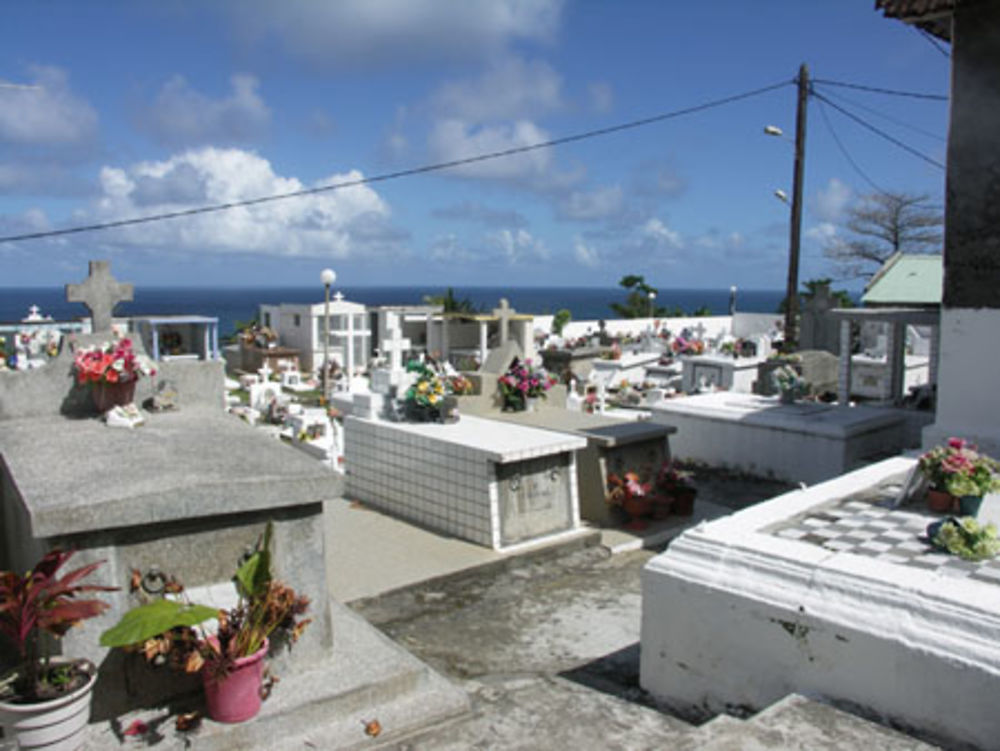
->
[959,495,984,518]
[202,639,269,724]
[91,379,137,413]
[779,390,796,405]
[621,496,652,530]
[926,488,958,514]
[0,659,96,751]
[671,487,697,516]
[526,397,539,413]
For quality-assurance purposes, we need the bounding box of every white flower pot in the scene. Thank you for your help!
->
[0,660,96,751]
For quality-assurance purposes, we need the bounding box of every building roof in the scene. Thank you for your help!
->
[875,0,960,41]
[862,252,942,306]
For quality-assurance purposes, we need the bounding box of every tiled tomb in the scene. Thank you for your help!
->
[344,414,586,550]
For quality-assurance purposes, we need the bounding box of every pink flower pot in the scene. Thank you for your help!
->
[202,638,268,724]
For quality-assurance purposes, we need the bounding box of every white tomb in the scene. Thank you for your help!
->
[344,414,586,550]
[647,391,907,485]
[679,353,766,394]
[640,456,1000,750]
[590,352,661,386]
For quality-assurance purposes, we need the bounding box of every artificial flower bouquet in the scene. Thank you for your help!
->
[498,358,556,411]
[919,437,1000,498]
[73,337,156,385]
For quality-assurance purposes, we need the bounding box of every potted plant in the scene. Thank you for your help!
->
[0,550,115,751]
[606,471,654,529]
[655,461,697,516]
[918,438,1000,516]
[73,337,157,413]
[403,360,447,422]
[498,358,556,412]
[100,523,311,724]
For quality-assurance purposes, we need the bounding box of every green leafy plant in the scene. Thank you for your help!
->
[100,522,310,678]
[933,517,1000,562]
[552,309,572,336]
[0,550,115,702]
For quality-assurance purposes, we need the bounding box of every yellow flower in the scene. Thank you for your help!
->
[429,394,439,404]
[418,381,429,393]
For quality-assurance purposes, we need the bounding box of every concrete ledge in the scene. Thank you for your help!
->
[82,600,470,750]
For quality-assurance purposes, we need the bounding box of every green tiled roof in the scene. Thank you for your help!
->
[862,253,942,305]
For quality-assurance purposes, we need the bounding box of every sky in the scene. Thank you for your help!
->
[0,1,950,290]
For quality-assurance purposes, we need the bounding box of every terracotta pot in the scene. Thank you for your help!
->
[0,659,96,751]
[926,488,958,514]
[671,487,697,516]
[91,379,137,413]
[202,638,269,724]
[621,495,652,530]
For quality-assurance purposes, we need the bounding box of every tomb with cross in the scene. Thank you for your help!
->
[492,298,515,346]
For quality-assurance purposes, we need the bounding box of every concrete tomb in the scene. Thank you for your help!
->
[640,456,1000,750]
[679,352,766,394]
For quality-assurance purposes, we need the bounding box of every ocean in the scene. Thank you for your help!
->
[0,286,786,338]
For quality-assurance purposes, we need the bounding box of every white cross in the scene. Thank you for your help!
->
[333,291,345,303]
[258,361,273,382]
[381,327,411,372]
[691,321,708,340]
[26,305,41,320]
[492,298,515,346]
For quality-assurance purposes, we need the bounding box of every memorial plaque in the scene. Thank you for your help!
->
[497,454,573,545]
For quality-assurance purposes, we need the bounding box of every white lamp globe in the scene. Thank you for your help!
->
[320,268,336,286]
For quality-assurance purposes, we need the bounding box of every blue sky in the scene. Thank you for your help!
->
[0,1,949,290]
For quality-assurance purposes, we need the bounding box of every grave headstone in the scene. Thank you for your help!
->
[799,284,842,355]
[492,298,516,346]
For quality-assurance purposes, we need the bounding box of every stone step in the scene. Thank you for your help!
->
[691,694,940,751]
[82,601,470,750]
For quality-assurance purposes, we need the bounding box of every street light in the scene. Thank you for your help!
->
[648,290,657,318]
[729,285,737,316]
[320,268,336,403]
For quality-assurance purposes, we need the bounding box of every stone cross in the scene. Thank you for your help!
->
[691,321,708,341]
[65,260,133,334]
[333,291,345,303]
[492,298,515,346]
[26,305,41,320]
[381,327,411,372]
[258,361,273,382]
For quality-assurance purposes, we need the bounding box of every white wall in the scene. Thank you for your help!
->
[543,315,735,342]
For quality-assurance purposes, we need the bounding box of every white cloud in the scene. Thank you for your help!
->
[427,119,553,181]
[557,186,624,221]
[488,228,549,264]
[573,237,600,268]
[85,147,397,258]
[428,233,479,263]
[0,66,97,147]
[140,74,270,146]
[813,178,851,222]
[587,82,613,113]
[640,218,682,250]
[631,158,686,198]
[228,0,564,69]
[805,221,838,242]
[430,57,563,122]
[432,201,528,228]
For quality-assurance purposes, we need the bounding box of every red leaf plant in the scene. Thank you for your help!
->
[0,550,115,702]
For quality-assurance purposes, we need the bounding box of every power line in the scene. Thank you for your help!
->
[810,78,948,101]
[0,79,793,246]
[812,92,945,170]
[815,96,889,195]
[813,84,946,143]
[916,27,950,58]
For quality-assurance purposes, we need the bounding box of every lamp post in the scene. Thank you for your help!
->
[648,290,656,319]
[729,285,737,316]
[320,268,336,404]
[765,62,809,352]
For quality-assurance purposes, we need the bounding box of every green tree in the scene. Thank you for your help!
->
[692,305,713,317]
[423,287,478,314]
[777,278,855,315]
[609,275,667,318]
[552,309,572,336]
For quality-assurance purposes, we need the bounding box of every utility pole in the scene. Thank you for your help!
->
[783,63,809,352]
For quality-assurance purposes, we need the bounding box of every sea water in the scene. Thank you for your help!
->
[0,286,789,338]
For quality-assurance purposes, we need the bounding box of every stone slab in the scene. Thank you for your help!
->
[576,421,676,448]
[0,410,340,537]
[82,599,470,750]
